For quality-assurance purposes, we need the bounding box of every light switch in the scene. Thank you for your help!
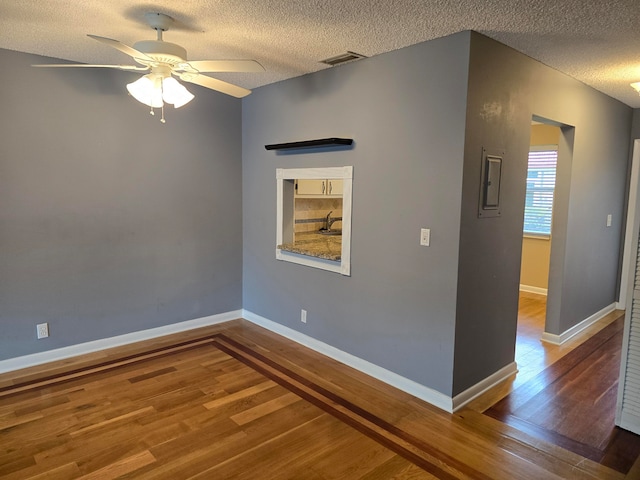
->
[607,214,612,227]
[420,228,430,246]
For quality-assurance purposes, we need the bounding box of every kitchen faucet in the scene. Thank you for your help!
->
[324,211,336,231]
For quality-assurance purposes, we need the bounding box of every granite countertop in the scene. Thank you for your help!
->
[278,232,342,261]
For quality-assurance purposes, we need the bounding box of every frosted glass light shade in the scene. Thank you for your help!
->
[127,74,194,109]
[162,77,194,108]
[126,75,163,108]
[632,82,640,94]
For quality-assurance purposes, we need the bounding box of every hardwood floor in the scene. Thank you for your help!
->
[0,307,638,479]
[487,308,640,473]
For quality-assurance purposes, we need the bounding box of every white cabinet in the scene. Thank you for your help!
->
[296,179,343,197]
[328,179,343,196]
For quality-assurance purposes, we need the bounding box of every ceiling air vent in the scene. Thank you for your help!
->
[320,51,367,66]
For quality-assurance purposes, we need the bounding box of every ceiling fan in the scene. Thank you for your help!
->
[33,12,264,122]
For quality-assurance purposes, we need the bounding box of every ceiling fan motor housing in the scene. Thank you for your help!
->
[133,40,187,65]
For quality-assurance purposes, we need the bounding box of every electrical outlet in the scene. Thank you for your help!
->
[37,323,49,339]
[607,214,612,227]
[301,309,307,323]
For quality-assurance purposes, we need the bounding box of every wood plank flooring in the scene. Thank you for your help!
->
[0,311,637,479]
[487,314,640,473]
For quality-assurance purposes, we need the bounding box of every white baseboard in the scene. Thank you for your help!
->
[0,310,243,374]
[243,310,520,413]
[452,362,518,411]
[1,308,522,415]
[519,284,548,295]
[541,302,615,345]
[243,309,457,412]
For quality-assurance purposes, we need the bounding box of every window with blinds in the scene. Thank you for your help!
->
[524,146,558,236]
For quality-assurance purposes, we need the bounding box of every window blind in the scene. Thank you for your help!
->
[524,147,557,236]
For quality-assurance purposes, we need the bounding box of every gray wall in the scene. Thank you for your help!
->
[243,33,471,396]
[620,110,640,296]
[244,30,632,399]
[632,109,640,140]
[453,32,632,394]
[3,30,633,402]
[0,48,243,360]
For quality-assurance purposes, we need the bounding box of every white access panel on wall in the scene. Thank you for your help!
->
[617,140,640,435]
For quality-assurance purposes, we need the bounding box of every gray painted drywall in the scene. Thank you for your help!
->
[452,32,632,394]
[243,33,471,396]
[0,48,243,360]
[244,30,632,398]
[619,110,640,297]
[632,110,640,140]
[3,29,632,403]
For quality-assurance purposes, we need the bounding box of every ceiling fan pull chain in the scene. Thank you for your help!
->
[159,79,166,123]
[149,108,155,116]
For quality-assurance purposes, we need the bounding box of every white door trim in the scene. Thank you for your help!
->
[618,139,640,309]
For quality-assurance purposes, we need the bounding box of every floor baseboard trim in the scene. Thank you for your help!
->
[451,362,518,412]
[242,309,454,412]
[0,310,243,374]
[519,284,548,295]
[541,302,615,345]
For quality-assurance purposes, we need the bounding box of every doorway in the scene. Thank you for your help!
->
[516,120,560,378]
[498,120,638,472]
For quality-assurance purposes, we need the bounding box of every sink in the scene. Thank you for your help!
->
[319,229,342,236]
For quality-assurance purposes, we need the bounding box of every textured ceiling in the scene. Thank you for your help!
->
[2,0,640,107]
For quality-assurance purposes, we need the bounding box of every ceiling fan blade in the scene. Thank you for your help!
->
[87,34,154,62]
[32,63,149,71]
[180,60,265,73]
[179,72,251,98]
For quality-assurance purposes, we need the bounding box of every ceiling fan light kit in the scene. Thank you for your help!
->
[160,77,194,108]
[126,75,194,109]
[32,12,264,123]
